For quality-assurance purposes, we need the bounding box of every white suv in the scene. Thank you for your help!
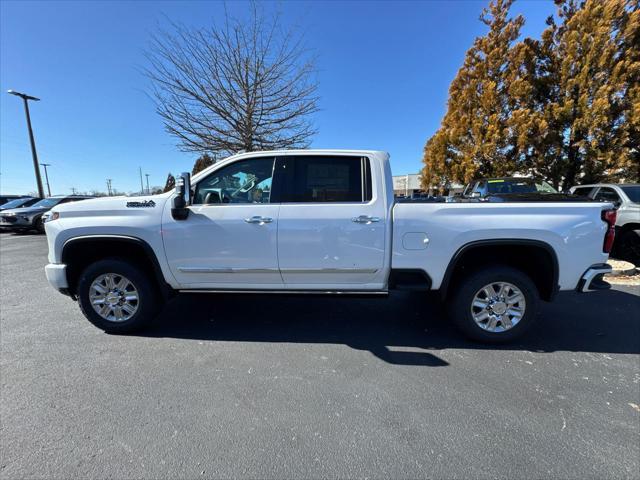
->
[570,184,640,264]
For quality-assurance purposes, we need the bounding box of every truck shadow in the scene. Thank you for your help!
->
[142,288,640,366]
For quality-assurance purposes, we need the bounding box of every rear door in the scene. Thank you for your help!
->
[276,154,387,289]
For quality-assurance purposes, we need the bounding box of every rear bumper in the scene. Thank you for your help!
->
[45,263,68,290]
[576,263,612,293]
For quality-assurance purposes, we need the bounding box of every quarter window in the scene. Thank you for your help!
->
[193,158,275,205]
[594,187,620,204]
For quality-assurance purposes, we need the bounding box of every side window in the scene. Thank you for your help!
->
[193,158,274,205]
[281,156,372,203]
[594,187,620,204]
[572,187,594,197]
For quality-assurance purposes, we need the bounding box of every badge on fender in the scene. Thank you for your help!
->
[126,200,156,208]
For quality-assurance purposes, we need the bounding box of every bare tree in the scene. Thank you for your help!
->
[144,6,319,155]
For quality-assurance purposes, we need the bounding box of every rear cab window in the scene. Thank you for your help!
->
[572,187,594,198]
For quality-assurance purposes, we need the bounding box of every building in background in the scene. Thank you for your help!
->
[392,173,464,197]
[393,174,422,197]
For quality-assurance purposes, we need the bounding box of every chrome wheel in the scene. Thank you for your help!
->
[89,273,139,322]
[470,281,526,333]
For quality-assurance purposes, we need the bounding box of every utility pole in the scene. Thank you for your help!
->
[40,163,52,197]
[139,167,144,195]
[106,179,113,196]
[70,187,77,195]
[7,90,45,198]
[145,174,150,194]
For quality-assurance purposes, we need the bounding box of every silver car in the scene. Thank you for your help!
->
[0,195,92,233]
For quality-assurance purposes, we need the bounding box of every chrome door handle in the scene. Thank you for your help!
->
[352,215,380,224]
[244,216,273,224]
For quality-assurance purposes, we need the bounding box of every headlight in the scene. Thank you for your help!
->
[45,212,59,222]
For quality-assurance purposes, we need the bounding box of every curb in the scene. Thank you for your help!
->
[606,261,639,277]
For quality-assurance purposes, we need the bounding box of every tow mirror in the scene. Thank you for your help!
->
[171,172,191,220]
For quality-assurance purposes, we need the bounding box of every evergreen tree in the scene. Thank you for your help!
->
[192,153,216,175]
[523,0,639,189]
[422,0,524,190]
[422,0,639,190]
[163,173,176,193]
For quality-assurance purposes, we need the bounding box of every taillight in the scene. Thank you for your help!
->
[601,209,617,253]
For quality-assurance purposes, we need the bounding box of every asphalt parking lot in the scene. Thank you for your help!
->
[1,232,639,479]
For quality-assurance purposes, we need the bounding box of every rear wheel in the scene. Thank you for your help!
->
[447,265,539,343]
[77,258,160,333]
[616,229,640,266]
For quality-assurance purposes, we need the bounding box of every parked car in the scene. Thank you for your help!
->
[570,183,640,265]
[456,177,584,202]
[0,195,29,206]
[0,197,42,211]
[0,195,93,233]
[44,150,615,343]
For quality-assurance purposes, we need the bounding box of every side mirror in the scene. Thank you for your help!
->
[470,191,481,198]
[171,172,191,220]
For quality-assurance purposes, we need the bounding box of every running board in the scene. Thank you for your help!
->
[179,289,389,295]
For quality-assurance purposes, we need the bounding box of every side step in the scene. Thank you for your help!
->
[388,269,433,292]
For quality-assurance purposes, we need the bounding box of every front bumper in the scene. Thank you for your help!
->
[45,263,69,290]
[576,263,612,293]
[0,216,35,230]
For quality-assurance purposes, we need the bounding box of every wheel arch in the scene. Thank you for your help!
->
[61,235,174,298]
[439,239,560,302]
[618,222,640,233]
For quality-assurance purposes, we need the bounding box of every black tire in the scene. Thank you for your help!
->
[447,265,539,343]
[77,258,160,333]
[35,216,45,234]
[616,229,640,266]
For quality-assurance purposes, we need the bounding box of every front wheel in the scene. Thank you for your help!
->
[77,258,160,333]
[447,266,539,343]
[35,216,45,234]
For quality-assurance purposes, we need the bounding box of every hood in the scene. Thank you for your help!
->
[52,193,172,218]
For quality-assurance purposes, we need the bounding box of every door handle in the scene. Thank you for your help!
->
[244,216,273,224]
[352,215,381,224]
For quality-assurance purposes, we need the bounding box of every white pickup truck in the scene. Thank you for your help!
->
[44,150,616,342]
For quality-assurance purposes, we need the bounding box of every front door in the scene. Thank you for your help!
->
[276,155,387,289]
[162,157,282,288]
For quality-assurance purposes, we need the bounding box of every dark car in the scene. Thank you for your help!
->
[463,177,558,197]
[0,197,42,211]
[455,177,588,203]
[0,195,93,233]
[0,195,30,206]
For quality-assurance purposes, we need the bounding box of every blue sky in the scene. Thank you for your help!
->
[0,0,554,195]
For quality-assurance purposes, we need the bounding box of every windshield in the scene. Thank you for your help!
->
[31,197,63,208]
[486,178,557,194]
[1,198,33,209]
[621,186,640,203]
